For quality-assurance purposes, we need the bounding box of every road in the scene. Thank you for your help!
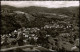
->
[1,45,56,52]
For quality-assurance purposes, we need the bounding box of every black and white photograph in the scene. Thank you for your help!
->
[1,1,79,52]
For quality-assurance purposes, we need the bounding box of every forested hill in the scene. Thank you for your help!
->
[1,5,79,34]
[1,5,79,16]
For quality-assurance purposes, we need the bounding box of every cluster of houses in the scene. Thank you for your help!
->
[1,27,40,45]
[44,22,72,29]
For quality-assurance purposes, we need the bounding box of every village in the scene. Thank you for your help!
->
[1,1,79,52]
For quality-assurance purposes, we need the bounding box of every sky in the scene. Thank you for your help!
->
[1,1,79,8]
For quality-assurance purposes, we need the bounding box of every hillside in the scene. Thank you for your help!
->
[1,5,79,52]
[1,5,79,34]
[1,5,79,16]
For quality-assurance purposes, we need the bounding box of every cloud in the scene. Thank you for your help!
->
[1,1,79,8]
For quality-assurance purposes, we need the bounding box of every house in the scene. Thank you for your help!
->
[59,33,70,37]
